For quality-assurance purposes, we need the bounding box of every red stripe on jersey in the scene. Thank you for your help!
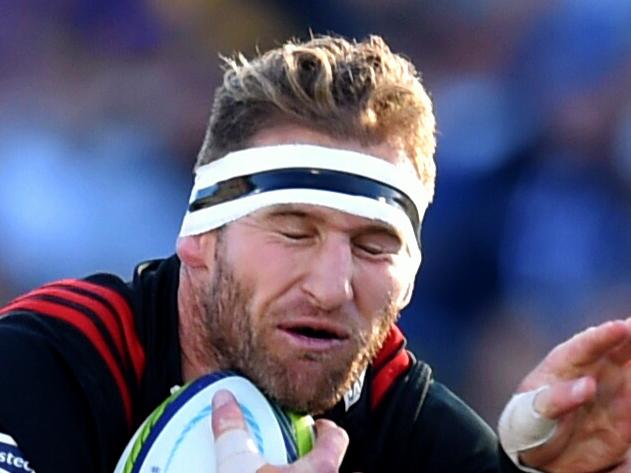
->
[9,287,126,366]
[371,326,412,410]
[0,299,133,426]
[45,279,145,383]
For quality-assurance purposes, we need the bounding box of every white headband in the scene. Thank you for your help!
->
[179,144,430,269]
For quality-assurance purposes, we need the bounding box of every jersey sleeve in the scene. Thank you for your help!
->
[0,278,145,473]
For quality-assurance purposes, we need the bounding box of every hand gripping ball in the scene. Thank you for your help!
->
[114,372,315,473]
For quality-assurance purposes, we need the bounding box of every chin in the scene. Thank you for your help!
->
[248,353,368,415]
[269,381,344,414]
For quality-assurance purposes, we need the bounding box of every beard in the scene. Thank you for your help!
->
[199,239,400,414]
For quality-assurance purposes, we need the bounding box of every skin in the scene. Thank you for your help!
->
[176,124,419,468]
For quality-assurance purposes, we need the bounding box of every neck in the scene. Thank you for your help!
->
[177,266,221,382]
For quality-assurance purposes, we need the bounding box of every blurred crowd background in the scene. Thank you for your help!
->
[2,0,631,425]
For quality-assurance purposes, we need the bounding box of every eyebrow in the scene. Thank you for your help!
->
[262,205,403,240]
[262,206,310,220]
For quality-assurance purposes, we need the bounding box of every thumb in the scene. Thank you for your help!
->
[211,389,266,473]
[532,376,596,419]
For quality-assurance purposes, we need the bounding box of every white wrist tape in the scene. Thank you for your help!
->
[498,386,557,472]
[215,429,266,473]
[499,386,558,453]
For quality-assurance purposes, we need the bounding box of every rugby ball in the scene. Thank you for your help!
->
[114,372,314,473]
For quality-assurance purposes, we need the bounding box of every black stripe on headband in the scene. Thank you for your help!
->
[189,168,421,243]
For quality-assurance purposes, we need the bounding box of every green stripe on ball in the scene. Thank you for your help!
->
[287,412,315,458]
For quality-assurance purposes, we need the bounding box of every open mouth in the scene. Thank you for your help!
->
[278,321,350,345]
[286,326,342,340]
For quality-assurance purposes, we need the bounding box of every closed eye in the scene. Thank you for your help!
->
[355,243,392,256]
[266,210,316,241]
[353,230,402,257]
[279,231,312,240]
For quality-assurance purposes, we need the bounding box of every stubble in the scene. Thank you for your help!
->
[200,238,399,414]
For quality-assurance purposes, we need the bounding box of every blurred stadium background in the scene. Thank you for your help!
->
[2,0,631,425]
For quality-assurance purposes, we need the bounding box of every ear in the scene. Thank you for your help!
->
[176,234,215,268]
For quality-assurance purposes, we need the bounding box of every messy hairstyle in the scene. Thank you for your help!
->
[196,34,437,199]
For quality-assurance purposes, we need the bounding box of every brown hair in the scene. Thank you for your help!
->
[196,34,437,199]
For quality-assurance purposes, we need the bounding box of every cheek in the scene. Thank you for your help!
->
[353,264,403,320]
[228,240,305,315]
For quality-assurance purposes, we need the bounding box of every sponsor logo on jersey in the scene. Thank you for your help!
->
[0,433,35,472]
[343,370,366,411]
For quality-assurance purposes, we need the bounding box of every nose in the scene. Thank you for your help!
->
[301,234,354,311]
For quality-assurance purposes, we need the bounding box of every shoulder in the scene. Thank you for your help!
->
[0,271,138,366]
[0,271,137,338]
[0,271,144,418]
[391,375,501,472]
[369,330,496,448]
[420,380,496,441]
[0,257,176,376]
[421,381,524,472]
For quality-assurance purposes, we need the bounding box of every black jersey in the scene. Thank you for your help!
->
[0,256,519,473]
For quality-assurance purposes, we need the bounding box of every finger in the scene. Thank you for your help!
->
[261,420,348,473]
[532,376,596,419]
[609,338,631,365]
[211,389,248,434]
[211,390,265,473]
[550,321,630,368]
[310,419,348,469]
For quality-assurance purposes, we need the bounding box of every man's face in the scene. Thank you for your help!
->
[190,126,417,413]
